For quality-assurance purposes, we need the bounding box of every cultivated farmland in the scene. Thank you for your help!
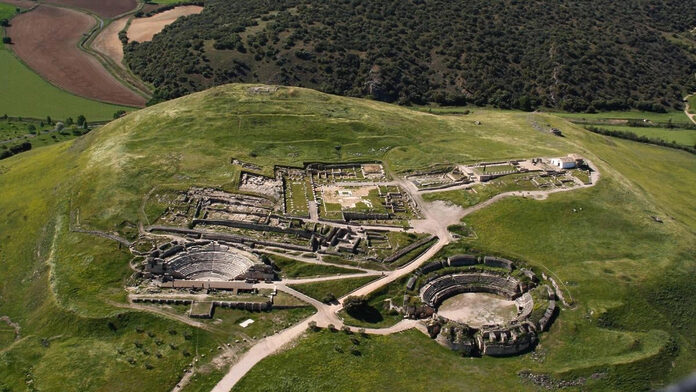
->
[127,6,203,43]
[92,17,129,66]
[0,48,131,120]
[41,0,137,18]
[7,5,146,107]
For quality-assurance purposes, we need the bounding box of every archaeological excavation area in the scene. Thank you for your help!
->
[116,154,590,371]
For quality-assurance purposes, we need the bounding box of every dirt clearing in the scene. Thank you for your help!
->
[92,16,128,66]
[437,293,517,328]
[319,185,377,209]
[41,0,137,18]
[127,6,203,42]
[7,6,145,107]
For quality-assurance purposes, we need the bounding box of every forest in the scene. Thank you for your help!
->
[125,0,696,111]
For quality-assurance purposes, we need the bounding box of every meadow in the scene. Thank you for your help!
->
[290,276,381,303]
[0,44,132,120]
[597,125,696,147]
[555,109,691,124]
[0,84,693,390]
[268,254,363,279]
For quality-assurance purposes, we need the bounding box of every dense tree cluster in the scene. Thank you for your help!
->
[125,0,696,110]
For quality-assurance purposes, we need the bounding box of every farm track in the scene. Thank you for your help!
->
[7,5,147,106]
[684,94,696,125]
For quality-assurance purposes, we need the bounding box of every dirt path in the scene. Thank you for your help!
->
[684,94,696,125]
[127,6,203,42]
[92,16,128,66]
[282,272,382,285]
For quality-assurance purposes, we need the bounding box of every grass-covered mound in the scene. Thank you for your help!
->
[0,84,694,390]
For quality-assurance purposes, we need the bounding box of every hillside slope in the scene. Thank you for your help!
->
[126,0,696,110]
[0,84,694,391]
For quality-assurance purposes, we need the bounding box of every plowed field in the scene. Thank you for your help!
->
[7,6,145,107]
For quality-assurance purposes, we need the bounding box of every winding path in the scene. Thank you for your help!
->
[684,94,696,125]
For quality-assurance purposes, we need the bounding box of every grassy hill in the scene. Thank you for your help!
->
[0,84,694,391]
[126,0,696,111]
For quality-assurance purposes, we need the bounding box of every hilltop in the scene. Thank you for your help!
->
[0,85,694,391]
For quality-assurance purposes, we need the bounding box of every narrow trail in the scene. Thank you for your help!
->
[684,94,696,125]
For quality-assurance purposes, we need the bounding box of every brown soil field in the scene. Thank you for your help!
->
[127,6,203,42]
[41,0,137,18]
[0,0,35,9]
[92,16,128,66]
[7,6,145,107]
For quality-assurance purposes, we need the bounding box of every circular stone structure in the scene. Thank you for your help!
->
[406,254,558,357]
[144,241,269,281]
[166,243,258,280]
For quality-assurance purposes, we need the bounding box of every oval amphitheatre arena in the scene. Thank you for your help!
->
[403,254,557,357]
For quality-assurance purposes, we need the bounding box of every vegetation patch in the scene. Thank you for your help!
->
[289,276,381,304]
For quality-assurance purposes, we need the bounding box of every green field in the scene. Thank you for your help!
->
[555,109,691,124]
[0,84,694,390]
[598,125,696,147]
[268,254,364,279]
[688,95,696,115]
[289,276,381,303]
[0,3,18,20]
[0,45,133,120]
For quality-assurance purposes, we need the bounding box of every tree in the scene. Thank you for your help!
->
[76,114,86,127]
[2,37,11,45]
[321,292,336,303]
[113,110,126,119]
[343,295,367,315]
[65,117,73,126]
[46,116,52,124]
[0,19,8,27]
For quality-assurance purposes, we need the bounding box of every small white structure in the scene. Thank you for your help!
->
[550,156,576,169]
[239,319,255,328]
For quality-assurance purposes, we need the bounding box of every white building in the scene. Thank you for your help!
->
[550,156,576,169]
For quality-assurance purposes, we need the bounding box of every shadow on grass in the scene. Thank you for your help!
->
[347,305,384,324]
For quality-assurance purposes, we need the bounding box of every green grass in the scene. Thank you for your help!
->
[423,172,541,208]
[688,95,696,115]
[0,84,695,390]
[289,276,381,303]
[0,3,18,20]
[598,125,696,147]
[233,328,672,391]
[555,109,690,124]
[268,254,364,279]
[0,47,133,120]
[338,276,408,328]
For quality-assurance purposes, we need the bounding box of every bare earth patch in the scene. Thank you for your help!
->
[92,17,128,67]
[127,6,203,43]
[437,293,517,328]
[319,185,376,209]
[7,6,145,106]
